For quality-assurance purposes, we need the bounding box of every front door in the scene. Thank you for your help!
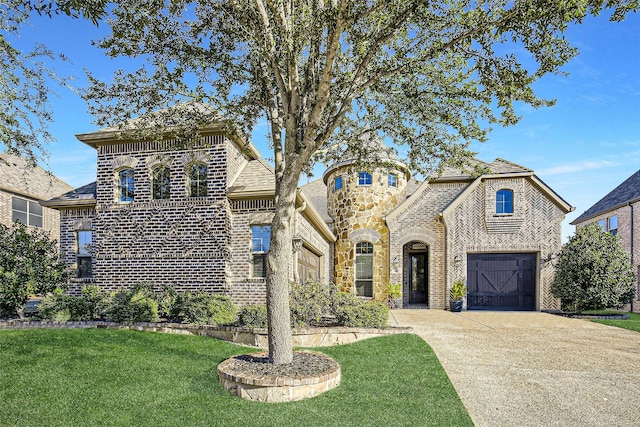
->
[409,252,428,304]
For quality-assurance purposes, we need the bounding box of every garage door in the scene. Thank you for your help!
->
[467,253,536,311]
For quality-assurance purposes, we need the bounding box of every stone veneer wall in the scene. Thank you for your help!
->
[387,182,466,309]
[445,177,565,310]
[326,165,406,300]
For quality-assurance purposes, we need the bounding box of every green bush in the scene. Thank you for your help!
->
[290,281,335,327]
[552,223,636,312]
[0,222,68,318]
[37,286,105,321]
[236,304,268,328]
[103,286,159,323]
[333,292,389,328]
[181,293,236,326]
[157,285,184,322]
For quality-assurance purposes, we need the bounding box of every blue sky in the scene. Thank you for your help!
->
[13,10,640,241]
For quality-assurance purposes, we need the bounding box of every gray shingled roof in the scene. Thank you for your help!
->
[300,178,330,224]
[0,154,73,200]
[572,169,640,224]
[41,182,97,208]
[434,158,532,180]
[227,159,275,197]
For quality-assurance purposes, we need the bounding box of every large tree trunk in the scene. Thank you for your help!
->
[265,177,298,364]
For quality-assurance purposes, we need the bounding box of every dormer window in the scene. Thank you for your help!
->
[358,172,372,186]
[496,189,513,214]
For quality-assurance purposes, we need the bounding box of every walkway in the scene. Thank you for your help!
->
[390,310,640,427]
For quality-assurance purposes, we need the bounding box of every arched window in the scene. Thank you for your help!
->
[189,163,208,197]
[496,189,513,214]
[118,169,135,202]
[355,241,373,297]
[152,167,171,199]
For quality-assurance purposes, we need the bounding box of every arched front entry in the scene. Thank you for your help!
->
[403,241,429,306]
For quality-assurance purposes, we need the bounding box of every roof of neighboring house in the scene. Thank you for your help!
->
[571,169,640,224]
[0,154,74,200]
[40,182,97,208]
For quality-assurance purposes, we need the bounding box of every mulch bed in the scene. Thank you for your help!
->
[224,351,337,378]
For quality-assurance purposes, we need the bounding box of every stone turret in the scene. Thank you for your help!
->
[323,137,409,300]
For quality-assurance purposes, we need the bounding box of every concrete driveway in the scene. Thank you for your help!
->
[390,310,640,427]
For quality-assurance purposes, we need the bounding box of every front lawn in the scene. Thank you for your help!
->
[0,329,471,427]
[585,310,640,333]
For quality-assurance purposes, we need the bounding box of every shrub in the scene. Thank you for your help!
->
[0,223,68,318]
[236,305,268,328]
[157,284,184,322]
[182,293,236,326]
[333,292,389,328]
[103,286,159,323]
[551,223,636,312]
[290,281,335,327]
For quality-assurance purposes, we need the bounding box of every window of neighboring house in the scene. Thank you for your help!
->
[388,174,398,188]
[355,241,374,297]
[118,168,135,202]
[11,197,43,227]
[358,172,372,186]
[251,225,271,278]
[334,176,343,191]
[608,215,618,236]
[496,189,514,214]
[152,166,171,199]
[77,230,92,278]
[597,219,606,230]
[189,163,208,197]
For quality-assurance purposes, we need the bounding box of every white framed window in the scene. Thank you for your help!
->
[189,163,208,197]
[12,197,43,227]
[152,166,171,199]
[355,242,373,297]
[597,215,618,236]
[496,189,514,214]
[77,230,92,278]
[118,168,135,202]
[358,172,372,186]
[251,225,271,278]
[388,174,398,188]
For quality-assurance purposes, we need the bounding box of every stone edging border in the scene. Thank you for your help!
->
[0,320,413,348]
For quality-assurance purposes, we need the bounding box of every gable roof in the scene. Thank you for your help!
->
[0,154,74,200]
[227,159,275,198]
[571,169,640,224]
[40,182,97,208]
[300,178,331,224]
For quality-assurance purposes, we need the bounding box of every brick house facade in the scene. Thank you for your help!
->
[571,170,640,312]
[45,121,572,311]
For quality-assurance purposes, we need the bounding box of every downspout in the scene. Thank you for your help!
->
[293,193,307,283]
[630,202,635,312]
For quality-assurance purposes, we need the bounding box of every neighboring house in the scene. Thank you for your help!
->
[44,117,573,311]
[571,169,640,311]
[0,153,73,242]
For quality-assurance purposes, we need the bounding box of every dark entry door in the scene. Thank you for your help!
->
[467,253,536,311]
[409,253,428,304]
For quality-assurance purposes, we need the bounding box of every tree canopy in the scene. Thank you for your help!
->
[83,0,638,364]
[0,0,105,164]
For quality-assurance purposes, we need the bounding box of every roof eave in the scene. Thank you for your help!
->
[39,199,97,209]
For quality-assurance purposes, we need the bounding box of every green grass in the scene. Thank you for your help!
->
[584,310,640,333]
[0,329,471,427]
